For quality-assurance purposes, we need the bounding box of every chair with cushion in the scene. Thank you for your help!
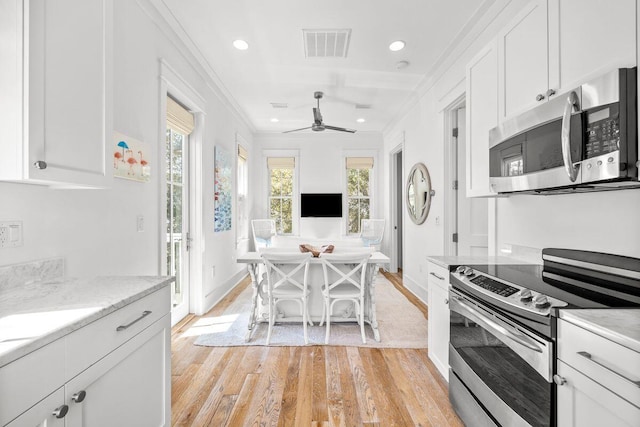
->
[260,251,313,344]
[319,251,372,344]
[251,219,276,251]
[360,219,385,250]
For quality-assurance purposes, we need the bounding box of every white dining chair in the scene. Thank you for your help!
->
[360,219,385,250]
[251,219,276,251]
[319,251,372,344]
[260,251,313,345]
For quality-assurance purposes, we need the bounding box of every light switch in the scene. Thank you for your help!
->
[0,221,22,248]
[136,215,144,232]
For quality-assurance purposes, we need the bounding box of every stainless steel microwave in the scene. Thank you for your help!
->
[489,67,638,194]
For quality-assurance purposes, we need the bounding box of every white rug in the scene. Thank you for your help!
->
[193,276,427,348]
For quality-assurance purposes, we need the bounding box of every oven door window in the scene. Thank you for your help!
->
[450,305,551,427]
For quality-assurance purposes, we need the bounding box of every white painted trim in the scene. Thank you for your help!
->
[388,133,405,273]
[402,273,428,306]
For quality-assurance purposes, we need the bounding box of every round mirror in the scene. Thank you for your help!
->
[406,162,435,225]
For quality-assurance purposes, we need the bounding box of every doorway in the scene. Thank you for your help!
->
[446,101,488,256]
[389,143,404,273]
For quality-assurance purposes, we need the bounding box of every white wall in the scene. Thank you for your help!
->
[0,1,254,314]
[253,132,384,239]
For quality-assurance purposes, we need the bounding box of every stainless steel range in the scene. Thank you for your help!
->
[448,249,640,427]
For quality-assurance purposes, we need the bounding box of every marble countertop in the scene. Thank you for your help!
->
[426,255,536,269]
[560,309,640,353]
[0,276,174,367]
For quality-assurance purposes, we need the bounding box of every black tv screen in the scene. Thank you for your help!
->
[301,193,343,217]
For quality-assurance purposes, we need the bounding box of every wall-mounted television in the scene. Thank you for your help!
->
[300,193,343,218]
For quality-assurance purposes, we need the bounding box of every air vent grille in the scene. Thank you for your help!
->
[270,103,288,109]
[303,29,351,58]
[355,104,372,110]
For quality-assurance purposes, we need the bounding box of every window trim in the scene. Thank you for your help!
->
[236,133,249,247]
[343,150,378,235]
[263,149,299,235]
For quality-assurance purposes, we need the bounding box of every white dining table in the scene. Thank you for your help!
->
[237,251,390,342]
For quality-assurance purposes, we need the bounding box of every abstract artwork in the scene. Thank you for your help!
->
[113,132,151,182]
[214,146,232,232]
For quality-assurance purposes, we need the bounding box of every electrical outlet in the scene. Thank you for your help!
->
[212,266,216,277]
[0,221,23,248]
[136,215,144,232]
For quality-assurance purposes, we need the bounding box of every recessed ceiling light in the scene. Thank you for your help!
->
[233,39,249,50]
[270,118,279,123]
[356,118,366,123]
[389,40,405,51]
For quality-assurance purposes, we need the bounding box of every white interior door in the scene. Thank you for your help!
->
[166,128,190,324]
[456,107,488,256]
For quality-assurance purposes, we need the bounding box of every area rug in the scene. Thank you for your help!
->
[193,275,427,348]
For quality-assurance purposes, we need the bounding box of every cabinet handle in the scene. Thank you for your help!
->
[429,272,444,281]
[553,374,566,386]
[577,351,640,388]
[444,298,449,305]
[116,310,152,331]
[535,93,545,101]
[72,390,87,403]
[546,89,556,97]
[33,160,48,170]
[52,405,69,419]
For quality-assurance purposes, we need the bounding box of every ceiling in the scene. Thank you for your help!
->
[157,0,494,134]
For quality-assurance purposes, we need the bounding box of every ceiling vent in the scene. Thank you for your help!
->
[270,103,288,109]
[355,104,372,110]
[303,29,351,58]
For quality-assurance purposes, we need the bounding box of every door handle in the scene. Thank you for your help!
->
[561,91,580,182]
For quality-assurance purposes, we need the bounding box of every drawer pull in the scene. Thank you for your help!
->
[429,272,444,281]
[116,310,152,331]
[72,390,87,403]
[577,351,640,388]
[52,405,69,419]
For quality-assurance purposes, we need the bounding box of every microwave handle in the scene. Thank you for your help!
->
[561,91,580,182]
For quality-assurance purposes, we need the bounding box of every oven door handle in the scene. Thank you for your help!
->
[561,90,581,182]
[452,295,543,354]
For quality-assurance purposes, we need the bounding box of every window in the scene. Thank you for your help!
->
[237,144,249,241]
[346,156,374,234]
[267,157,295,234]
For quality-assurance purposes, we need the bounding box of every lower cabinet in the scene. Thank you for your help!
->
[6,388,66,427]
[427,261,450,381]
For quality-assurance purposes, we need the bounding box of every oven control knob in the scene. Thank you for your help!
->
[455,266,466,274]
[463,267,474,276]
[520,289,533,301]
[533,294,550,308]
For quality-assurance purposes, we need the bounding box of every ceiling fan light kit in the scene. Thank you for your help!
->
[283,91,357,134]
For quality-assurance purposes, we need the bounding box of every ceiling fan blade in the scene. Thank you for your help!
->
[313,107,323,125]
[324,124,357,133]
[282,126,313,134]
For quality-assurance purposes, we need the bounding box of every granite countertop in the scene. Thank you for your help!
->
[426,255,536,269]
[560,309,640,353]
[0,276,174,368]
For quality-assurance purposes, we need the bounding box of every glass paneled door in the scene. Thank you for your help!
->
[166,127,190,323]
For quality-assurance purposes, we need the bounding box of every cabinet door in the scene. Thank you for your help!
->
[428,282,450,381]
[27,0,113,187]
[549,0,636,94]
[65,315,171,427]
[6,388,66,427]
[466,40,498,197]
[498,0,549,120]
[556,360,640,427]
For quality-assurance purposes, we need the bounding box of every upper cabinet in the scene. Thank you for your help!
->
[466,40,498,197]
[0,0,113,188]
[498,0,637,122]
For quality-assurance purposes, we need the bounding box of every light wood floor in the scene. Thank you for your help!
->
[170,270,463,426]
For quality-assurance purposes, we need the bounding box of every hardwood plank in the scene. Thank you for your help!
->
[170,272,463,426]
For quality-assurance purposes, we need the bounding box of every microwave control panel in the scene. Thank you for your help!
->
[585,103,620,159]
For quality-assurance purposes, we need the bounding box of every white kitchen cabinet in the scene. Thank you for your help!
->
[465,40,498,197]
[427,261,450,381]
[556,318,640,426]
[497,0,636,122]
[6,388,66,427]
[0,0,113,188]
[548,0,636,95]
[498,0,549,120]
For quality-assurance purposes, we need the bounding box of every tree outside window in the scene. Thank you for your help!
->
[346,157,373,234]
[268,157,295,234]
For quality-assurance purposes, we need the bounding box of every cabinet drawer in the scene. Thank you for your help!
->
[65,286,170,380]
[427,262,450,290]
[0,339,65,426]
[558,319,640,407]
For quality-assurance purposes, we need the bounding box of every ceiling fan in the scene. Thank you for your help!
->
[283,91,356,134]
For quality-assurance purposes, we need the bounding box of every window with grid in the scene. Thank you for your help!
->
[268,157,295,234]
[346,157,373,234]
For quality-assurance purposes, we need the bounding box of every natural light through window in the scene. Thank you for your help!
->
[346,157,374,234]
[267,157,295,234]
